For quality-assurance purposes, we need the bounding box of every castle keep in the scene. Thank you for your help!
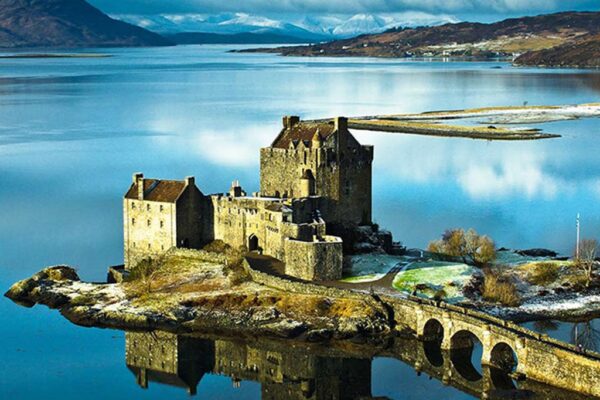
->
[124,117,373,281]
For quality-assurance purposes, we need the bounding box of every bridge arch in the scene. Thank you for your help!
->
[450,330,483,382]
[489,342,518,373]
[422,319,444,367]
[422,319,444,341]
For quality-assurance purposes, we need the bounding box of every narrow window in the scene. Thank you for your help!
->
[160,205,164,212]
[131,202,136,210]
[146,204,150,211]
[160,220,164,228]
[132,218,136,226]
[147,219,151,227]
[148,243,151,249]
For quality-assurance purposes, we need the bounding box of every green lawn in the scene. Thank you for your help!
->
[392,262,476,302]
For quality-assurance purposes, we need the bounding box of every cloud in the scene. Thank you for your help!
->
[89,0,598,16]
[456,156,560,199]
[359,131,570,200]
[149,117,273,167]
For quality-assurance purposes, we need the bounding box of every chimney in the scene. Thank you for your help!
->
[334,116,348,132]
[132,172,143,184]
[185,176,195,187]
[334,117,348,153]
[133,172,144,200]
[283,115,300,129]
[229,180,245,197]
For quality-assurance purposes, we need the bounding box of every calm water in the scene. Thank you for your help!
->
[1,45,600,399]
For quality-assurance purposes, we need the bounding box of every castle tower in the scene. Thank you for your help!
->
[259,116,373,228]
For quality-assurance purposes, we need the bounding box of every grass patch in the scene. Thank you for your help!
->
[482,268,521,307]
[124,249,230,299]
[182,290,379,320]
[521,261,562,286]
[393,262,474,302]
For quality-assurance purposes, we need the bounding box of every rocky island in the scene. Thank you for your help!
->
[6,115,600,397]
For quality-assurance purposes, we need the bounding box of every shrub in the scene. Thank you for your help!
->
[128,257,161,282]
[481,268,521,307]
[428,228,496,267]
[525,262,561,286]
[433,289,447,302]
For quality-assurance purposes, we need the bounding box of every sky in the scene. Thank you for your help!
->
[88,0,600,22]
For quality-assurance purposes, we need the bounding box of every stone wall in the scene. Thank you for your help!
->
[284,236,343,281]
[244,259,364,299]
[208,194,338,280]
[123,198,177,269]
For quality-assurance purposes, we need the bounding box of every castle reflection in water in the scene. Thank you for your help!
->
[126,331,371,399]
[124,331,594,399]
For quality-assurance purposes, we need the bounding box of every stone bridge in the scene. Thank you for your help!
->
[382,294,600,398]
[245,259,600,397]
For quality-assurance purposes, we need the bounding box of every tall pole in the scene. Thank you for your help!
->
[576,213,581,260]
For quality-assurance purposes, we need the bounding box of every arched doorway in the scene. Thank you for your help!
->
[450,330,483,382]
[248,234,259,252]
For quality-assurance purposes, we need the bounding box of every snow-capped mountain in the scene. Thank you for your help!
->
[300,12,460,37]
[115,12,459,41]
[115,13,325,40]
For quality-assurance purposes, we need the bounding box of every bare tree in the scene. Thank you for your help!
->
[428,228,496,267]
[576,239,598,288]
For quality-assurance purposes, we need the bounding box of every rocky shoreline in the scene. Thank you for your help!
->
[5,247,600,341]
[5,256,393,342]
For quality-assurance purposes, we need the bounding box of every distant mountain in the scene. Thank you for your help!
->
[0,0,172,48]
[240,11,600,61]
[115,12,458,42]
[515,34,600,68]
[168,32,310,45]
[117,13,327,42]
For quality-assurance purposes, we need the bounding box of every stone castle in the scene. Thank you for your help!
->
[123,116,374,281]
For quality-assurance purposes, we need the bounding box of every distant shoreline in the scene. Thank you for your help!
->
[0,53,112,59]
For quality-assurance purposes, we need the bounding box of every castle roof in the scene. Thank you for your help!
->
[125,179,187,203]
[271,122,335,149]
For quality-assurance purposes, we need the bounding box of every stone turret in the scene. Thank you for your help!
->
[300,169,315,197]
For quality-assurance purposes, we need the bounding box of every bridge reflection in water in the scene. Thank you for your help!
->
[124,331,597,399]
